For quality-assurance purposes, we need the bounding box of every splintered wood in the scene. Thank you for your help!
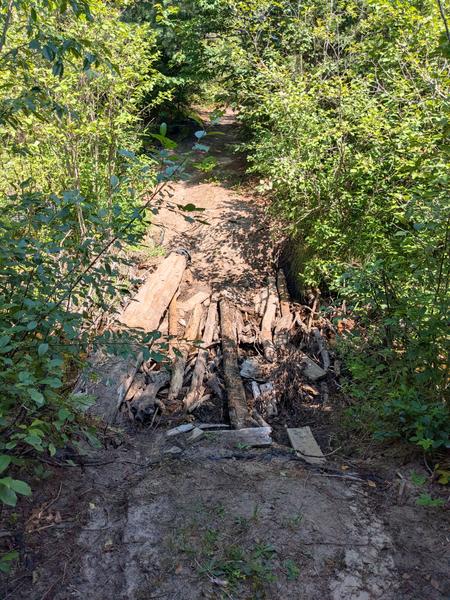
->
[169,303,204,402]
[184,301,218,412]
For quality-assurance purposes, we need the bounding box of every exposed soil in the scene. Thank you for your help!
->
[1,109,449,600]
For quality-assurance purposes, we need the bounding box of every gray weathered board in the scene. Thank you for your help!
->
[210,426,272,448]
[287,427,326,465]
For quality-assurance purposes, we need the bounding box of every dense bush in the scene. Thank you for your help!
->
[236,0,449,449]
[0,0,174,507]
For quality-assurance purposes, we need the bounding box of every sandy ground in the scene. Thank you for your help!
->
[1,110,449,600]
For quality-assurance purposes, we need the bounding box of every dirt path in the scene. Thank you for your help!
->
[2,111,448,600]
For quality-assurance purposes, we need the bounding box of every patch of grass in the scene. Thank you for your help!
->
[285,513,304,530]
[200,541,278,592]
[282,559,300,581]
[126,241,165,257]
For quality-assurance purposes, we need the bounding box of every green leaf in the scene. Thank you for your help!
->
[0,335,11,348]
[9,479,32,496]
[0,484,17,507]
[0,455,11,474]
[149,133,177,150]
[38,343,49,356]
[29,389,45,407]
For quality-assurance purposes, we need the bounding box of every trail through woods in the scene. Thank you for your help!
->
[3,111,449,600]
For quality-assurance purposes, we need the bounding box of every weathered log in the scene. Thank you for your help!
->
[131,370,170,422]
[119,251,187,332]
[219,298,249,429]
[206,372,224,400]
[169,303,204,402]
[184,301,218,412]
[260,276,279,362]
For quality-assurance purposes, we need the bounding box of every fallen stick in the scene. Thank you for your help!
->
[169,303,204,402]
[307,293,319,333]
[184,300,218,412]
[260,276,279,362]
[219,298,249,429]
[312,327,331,372]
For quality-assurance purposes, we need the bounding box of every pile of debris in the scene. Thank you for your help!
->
[114,249,334,463]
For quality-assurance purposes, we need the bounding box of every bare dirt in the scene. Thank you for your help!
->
[1,110,449,600]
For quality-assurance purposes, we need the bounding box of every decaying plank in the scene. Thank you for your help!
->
[260,276,279,362]
[211,426,272,448]
[299,353,327,381]
[169,303,204,402]
[287,427,325,465]
[184,300,218,412]
[119,251,187,332]
[219,298,249,429]
[166,423,194,437]
[131,370,170,422]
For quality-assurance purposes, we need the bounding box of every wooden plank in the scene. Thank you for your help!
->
[219,298,249,429]
[119,251,187,332]
[211,427,272,448]
[287,427,325,465]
